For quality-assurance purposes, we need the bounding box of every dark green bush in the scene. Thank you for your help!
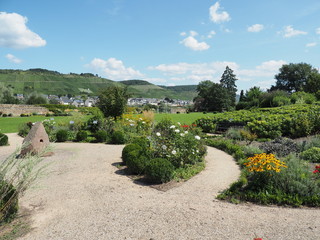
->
[76,130,88,142]
[56,129,69,142]
[145,158,174,183]
[86,116,104,133]
[300,147,320,162]
[261,137,299,157]
[122,144,142,164]
[111,130,126,144]
[0,180,18,222]
[0,133,9,146]
[125,149,149,174]
[94,130,108,143]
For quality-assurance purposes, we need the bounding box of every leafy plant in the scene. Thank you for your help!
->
[76,130,88,142]
[110,130,126,144]
[261,137,299,157]
[122,144,142,165]
[300,147,320,162]
[145,158,174,183]
[56,129,69,142]
[94,130,108,143]
[0,133,8,146]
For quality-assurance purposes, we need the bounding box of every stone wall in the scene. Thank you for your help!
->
[0,104,49,116]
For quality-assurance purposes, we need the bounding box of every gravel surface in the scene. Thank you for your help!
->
[1,133,320,240]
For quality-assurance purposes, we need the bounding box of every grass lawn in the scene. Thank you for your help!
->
[154,112,215,125]
[0,112,213,134]
[0,115,91,133]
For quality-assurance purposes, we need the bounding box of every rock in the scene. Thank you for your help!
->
[20,122,50,156]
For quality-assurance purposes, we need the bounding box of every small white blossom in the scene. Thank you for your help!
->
[156,132,161,136]
[130,123,135,126]
[170,125,176,129]
[195,135,201,140]
[171,150,177,155]
[180,133,185,137]
[162,145,167,150]
[196,150,199,153]
[142,121,146,124]
[184,131,188,134]
[177,122,181,125]
[175,129,180,133]
[70,121,74,124]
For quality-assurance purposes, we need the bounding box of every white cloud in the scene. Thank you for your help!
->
[86,57,144,80]
[247,24,264,32]
[180,31,210,51]
[209,2,231,23]
[283,25,307,38]
[5,53,22,63]
[306,42,317,47]
[0,12,46,49]
[207,30,216,38]
[149,60,286,86]
[316,28,320,35]
[180,32,187,36]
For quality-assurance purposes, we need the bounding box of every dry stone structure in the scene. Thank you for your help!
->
[0,104,49,116]
[20,122,50,156]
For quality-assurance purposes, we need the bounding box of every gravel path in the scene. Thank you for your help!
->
[1,133,320,240]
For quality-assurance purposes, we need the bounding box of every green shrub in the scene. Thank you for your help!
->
[193,117,216,133]
[125,150,148,174]
[0,180,18,222]
[122,144,142,164]
[56,129,69,142]
[261,137,299,157]
[86,116,104,133]
[0,133,9,146]
[145,158,174,183]
[300,147,320,162]
[242,145,263,158]
[76,130,88,142]
[111,130,126,144]
[94,130,108,143]
[225,127,243,140]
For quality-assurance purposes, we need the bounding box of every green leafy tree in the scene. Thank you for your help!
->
[0,83,19,104]
[272,63,319,93]
[25,92,48,105]
[305,71,320,94]
[220,66,238,108]
[97,86,130,120]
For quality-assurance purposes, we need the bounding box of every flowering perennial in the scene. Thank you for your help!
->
[243,153,287,173]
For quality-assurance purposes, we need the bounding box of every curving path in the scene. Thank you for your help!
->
[1,133,320,240]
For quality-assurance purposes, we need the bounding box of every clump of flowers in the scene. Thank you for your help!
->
[243,153,287,173]
[313,165,320,179]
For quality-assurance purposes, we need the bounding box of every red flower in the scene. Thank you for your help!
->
[254,238,263,240]
[313,170,319,174]
[316,165,320,169]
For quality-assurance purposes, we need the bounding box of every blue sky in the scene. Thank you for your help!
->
[1,0,320,91]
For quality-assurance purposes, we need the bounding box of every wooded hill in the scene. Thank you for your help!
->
[0,69,197,100]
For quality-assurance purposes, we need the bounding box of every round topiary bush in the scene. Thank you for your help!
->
[76,130,88,142]
[300,147,320,163]
[0,133,9,146]
[122,144,142,164]
[56,129,69,142]
[94,130,108,143]
[111,130,126,144]
[0,180,18,222]
[126,150,148,174]
[145,158,174,183]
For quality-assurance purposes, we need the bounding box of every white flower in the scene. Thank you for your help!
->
[130,123,135,126]
[156,132,161,136]
[177,122,181,125]
[162,145,167,150]
[50,118,54,120]
[139,118,143,120]
[180,133,185,137]
[70,121,74,124]
[175,129,180,133]
[196,150,199,153]
[184,131,188,134]
[195,135,201,140]
[142,121,146,124]
[170,125,176,129]
[171,150,177,155]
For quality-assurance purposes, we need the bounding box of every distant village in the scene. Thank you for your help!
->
[15,94,193,108]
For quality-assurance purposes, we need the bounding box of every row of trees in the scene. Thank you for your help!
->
[195,62,320,112]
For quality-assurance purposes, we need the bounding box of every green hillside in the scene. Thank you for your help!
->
[0,69,197,100]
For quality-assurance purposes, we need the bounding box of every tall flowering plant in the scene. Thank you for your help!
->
[313,165,320,180]
[150,120,206,168]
